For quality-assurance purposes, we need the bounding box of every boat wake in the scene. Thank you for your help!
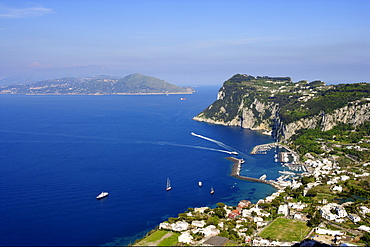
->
[191,132,239,155]
[157,142,236,154]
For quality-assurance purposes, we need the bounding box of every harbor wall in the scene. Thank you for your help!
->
[225,157,281,189]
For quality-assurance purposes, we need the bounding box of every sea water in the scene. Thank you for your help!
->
[0,86,280,246]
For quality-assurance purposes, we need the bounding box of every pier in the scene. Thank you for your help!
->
[226,157,282,189]
[251,142,300,164]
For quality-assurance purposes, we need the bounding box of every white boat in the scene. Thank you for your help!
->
[96,191,109,200]
[198,181,202,187]
[166,178,172,191]
[210,187,214,194]
[279,170,295,175]
[230,151,238,155]
[259,174,267,180]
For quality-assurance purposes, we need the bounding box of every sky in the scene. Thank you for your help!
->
[0,0,369,85]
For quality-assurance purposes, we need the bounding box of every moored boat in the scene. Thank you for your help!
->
[259,174,267,180]
[96,191,109,200]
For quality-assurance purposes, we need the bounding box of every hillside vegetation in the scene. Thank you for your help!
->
[0,73,194,95]
[198,74,370,125]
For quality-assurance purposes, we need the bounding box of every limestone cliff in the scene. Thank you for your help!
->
[194,74,370,142]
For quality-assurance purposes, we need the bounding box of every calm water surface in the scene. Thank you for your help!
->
[0,86,280,246]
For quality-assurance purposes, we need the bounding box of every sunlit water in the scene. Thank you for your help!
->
[0,86,281,246]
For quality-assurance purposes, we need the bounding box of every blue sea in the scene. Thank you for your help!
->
[0,86,282,246]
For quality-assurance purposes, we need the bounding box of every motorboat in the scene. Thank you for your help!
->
[96,191,109,200]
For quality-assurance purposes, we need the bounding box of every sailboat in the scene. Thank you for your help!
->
[166,178,172,191]
[210,187,214,194]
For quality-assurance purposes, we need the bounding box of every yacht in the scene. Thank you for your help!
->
[259,174,267,180]
[230,151,238,155]
[198,181,202,187]
[96,191,109,200]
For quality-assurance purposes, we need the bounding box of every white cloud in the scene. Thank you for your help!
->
[0,4,53,19]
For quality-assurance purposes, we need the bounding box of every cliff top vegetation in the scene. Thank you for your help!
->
[198,74,369,124]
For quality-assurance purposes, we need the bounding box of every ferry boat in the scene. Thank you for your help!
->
[166,178,172,191]
[259,174,267,180]
[198,181,202,187]
[96,191,109,200]
[210,187,214,194]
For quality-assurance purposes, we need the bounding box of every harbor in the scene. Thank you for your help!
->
[251,143,299,160]
[226,157,282,190]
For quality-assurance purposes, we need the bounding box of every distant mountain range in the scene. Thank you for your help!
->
[0,73,194,95]
[0,65,130,86]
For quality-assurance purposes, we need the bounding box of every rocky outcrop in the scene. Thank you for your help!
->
[194,98,279,131]
[194,74,370,142]
[282,101,370,141]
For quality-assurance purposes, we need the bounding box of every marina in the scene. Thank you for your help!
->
[226,157,282,189]
[251,143,300,163]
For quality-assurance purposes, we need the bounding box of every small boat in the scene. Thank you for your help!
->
[259,174,267,180]
[96,191,109,200]
[279,170,295,175]
[198,181,202,187]
[166,178,172,191]
[210,187,214,194]
[230,151,238,155]
[180,98,186,100]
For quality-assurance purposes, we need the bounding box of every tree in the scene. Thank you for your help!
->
[307,211,321,227]
[360,232,370,245]
[213,207,226,218]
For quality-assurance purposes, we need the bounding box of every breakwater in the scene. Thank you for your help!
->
[226,157,281,189]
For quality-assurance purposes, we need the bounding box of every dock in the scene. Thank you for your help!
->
[226,157,282,189]
[251,142,300,164]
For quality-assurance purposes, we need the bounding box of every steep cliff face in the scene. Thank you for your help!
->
[194,96,279,131]
[194,74,370,142]
[282,101,370,141]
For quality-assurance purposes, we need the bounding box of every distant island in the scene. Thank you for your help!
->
[0,73,194,95]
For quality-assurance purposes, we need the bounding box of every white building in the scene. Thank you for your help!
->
[360,206,370,214]
[277,204,289,216]
[159,222,172,230]
[336,206,348,218]
[288,202,307,211]
[253,216,264,223]
[198,225,220,237]
[315,228,343,236]
[358,225,370,232]
[332,185,343,193]
[348,214,361,223]
[194,207,209,213]
[178,231,193,244]
[191,220,205,228]
[172,221,189,232]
